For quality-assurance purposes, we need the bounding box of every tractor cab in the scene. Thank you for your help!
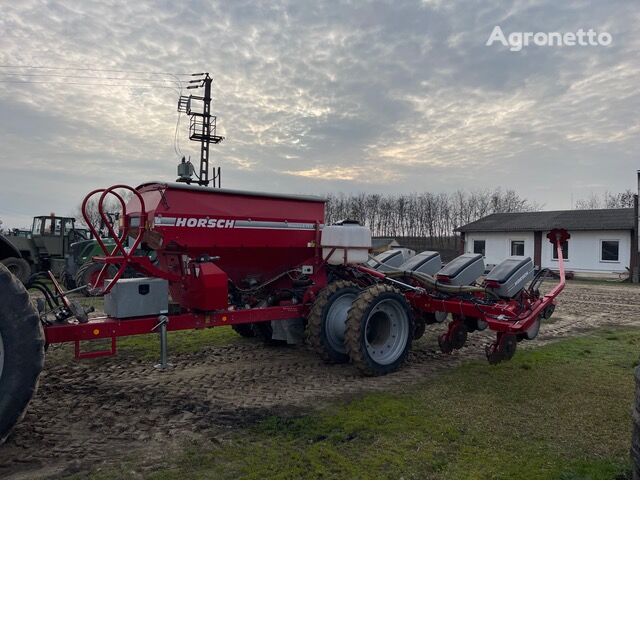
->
[31,215,88,258]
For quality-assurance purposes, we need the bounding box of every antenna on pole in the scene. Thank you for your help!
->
[177,73,224,187]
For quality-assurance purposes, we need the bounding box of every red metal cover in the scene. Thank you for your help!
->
[131,183,325,286]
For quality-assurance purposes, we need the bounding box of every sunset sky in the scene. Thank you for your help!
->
[1,0,638,227]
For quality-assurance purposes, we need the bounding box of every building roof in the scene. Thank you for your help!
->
[455,208,635,233]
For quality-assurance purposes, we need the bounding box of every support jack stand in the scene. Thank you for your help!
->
[153,315,173,371]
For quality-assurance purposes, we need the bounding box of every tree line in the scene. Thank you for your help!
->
[574,189,636,210]
[324,188,538,247]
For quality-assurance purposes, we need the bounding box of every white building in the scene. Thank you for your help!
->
[456,208,637,277]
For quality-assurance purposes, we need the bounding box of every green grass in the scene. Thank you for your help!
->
[117,325,240,359]
[111,328,638,480]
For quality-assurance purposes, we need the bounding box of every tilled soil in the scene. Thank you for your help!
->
[2,281,640,479]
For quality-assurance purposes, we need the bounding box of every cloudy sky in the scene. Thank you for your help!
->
[0,0,638,227]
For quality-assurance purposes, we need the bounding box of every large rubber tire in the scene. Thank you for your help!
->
[0,264,45,443]
[345,284,414,376]
[1,257,31,284]
[305,280,360,363]
[632,422,640,480]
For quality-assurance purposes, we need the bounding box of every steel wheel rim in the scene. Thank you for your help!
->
[325,291,357,354]
[364,298,409,365]
[0,328,4,382]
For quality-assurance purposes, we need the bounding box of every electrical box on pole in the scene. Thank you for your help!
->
[177,73,224,187]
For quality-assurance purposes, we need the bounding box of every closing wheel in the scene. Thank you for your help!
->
[0,264,45,443]
[486,333,517,365]
[305,280,360,363]
[413,317,426,340]
[345,284,414,376]
[438,320,467,354]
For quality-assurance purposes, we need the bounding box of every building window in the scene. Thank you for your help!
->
[473,240,486,256]
[552,240,569,260]
[510,240,525,256]
[601,240,619,262]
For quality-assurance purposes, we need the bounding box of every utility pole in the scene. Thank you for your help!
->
[177,73,224,187]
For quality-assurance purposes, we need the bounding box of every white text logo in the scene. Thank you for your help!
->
[486,26,612,52]
[175,218,235,229]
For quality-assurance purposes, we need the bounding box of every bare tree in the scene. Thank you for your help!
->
[76,190,130,236]
[325,187,539,247]
[575,190,635,210]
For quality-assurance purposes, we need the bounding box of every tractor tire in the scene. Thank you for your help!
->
[345,284,414,376]
[632,421,640,480]
[1,257,31,284]
[232,323,256,338]
[75,262,118,295]
[305,280,360,363]
[0,264,45,443]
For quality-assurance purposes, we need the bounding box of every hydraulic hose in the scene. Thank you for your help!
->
[380,268,498,299]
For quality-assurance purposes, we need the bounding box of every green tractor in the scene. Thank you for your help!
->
[1,213,152,294]
[0,214,89,285]
[65,236,120,291]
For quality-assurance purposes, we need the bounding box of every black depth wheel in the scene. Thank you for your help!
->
[305,280,360,363]
[413,317,426,340]
[232,323,256,338]
[345,284,414,376]
[0,264,45,443]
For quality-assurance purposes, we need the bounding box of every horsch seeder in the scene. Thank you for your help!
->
[0,180,567,441]
[0,73,567,441]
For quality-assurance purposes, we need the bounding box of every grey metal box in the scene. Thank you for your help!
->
[368,248,416,271]
[436,253,484,286]
[104,277,169,319]
[400,251,442,276]
[485,257,534,298]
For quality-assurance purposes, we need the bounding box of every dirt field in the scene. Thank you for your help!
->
[2,280,640,479]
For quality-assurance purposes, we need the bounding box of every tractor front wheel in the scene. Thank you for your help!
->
[1,257,31,284]
[0,264,45,443]
[306,280,360,363]
[345,284,414,376]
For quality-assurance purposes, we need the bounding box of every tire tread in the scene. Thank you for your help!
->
[345,283,413,376]
[0,264,45,443]
[305,280,358,363]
